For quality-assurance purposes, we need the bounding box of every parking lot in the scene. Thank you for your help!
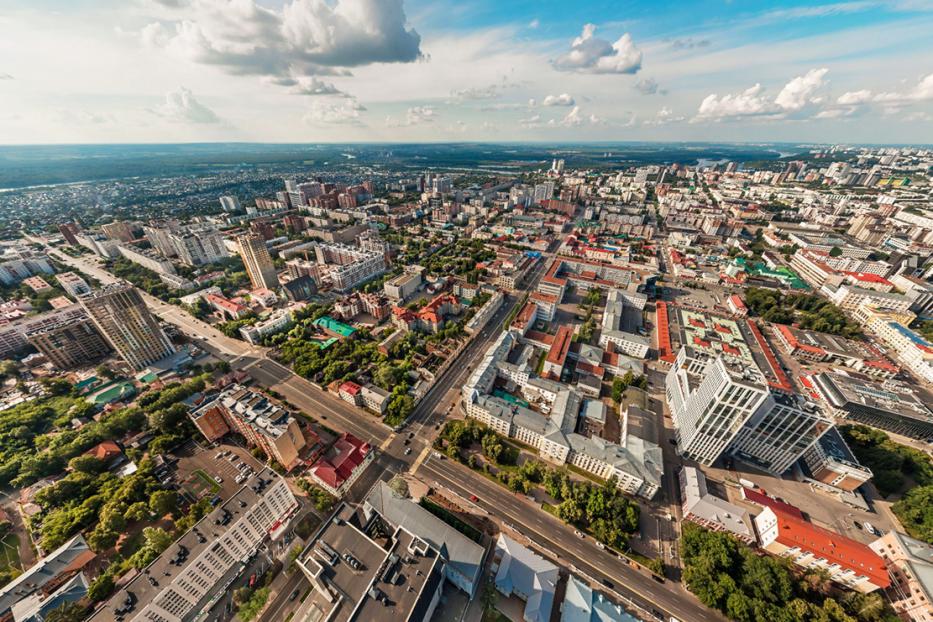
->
[173,440,266,501]
[702,460,897,546]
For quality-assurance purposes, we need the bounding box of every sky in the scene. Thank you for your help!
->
[1,0,933,145]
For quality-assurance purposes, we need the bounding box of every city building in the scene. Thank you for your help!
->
[560,574,636,622]
[11,572,89,622]
[384,268,423,300]
[21,276,52,293]
[118,244,177,275]
[800,427,874,492]
[55,271,90,297]
[91,469,298,622]
[811,372,933,440]
[754,505,890,593]
[0,535,95,622]
[870,530,933,622]
[308,432,373,497]
[297,503,445,622]
[239,308,292,344]
[666,346,832,474]
[190,385,307,471]
[0,247,54,286]
[363,482,486,597]
[313,242,386,292]
[237,233,279,291]
[493,533,559,622]
[78,282,175,370]
[861,311,933,383]
[168,225,229,266]
[219,195,241,212]
[24,310,111,369]
[0,304,90,359]
[101,220,135,243]
[679,466,754,543]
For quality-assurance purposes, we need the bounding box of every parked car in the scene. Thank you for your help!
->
[214,475,223,484]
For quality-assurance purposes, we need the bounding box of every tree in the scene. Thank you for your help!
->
[388,476,409,498]
[68,454,105,474]
[149,490,179,518]
[44,601,87,622]
[829,246,843,257]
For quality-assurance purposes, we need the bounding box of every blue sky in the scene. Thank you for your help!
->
[0,0,931,144]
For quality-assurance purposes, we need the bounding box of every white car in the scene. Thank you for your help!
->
[214,475,223,484]
[574,530,584,538]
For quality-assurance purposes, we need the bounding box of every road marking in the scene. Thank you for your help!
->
[410,446,431,474]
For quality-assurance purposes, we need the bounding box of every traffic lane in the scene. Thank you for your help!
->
[420,458,726,622]
[257,570,308,622]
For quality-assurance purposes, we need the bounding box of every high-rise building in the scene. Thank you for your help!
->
[57,222,81,246]
[218,195,241,212]
[236,234,279,291]
[91,468,298,622]
[168,226,229,266]
[78,282,175,370]
[666,347,831,474]
[25,312,111,369]
[101,221,135,243]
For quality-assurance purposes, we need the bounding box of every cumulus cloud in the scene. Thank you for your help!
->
[554,106,601,127]
[143,0,423,89]
[152,87,220,123]
[284,76,348,96]
[695,68,829,121]
[386,105,436,127]
[774,68,828,111]
[645,106,685,125]
[303,99,365,125]
[874,73,933,103]
[837,89,873,105]
[634,78,663,95]
[552,24,642,74]
[542,93,575,107]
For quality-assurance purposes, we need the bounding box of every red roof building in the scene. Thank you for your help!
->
[308,433,373,496]
[755,505,890,593]
[543,325,573,379]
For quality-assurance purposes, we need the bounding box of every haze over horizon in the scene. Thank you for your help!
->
[1,0,933,145]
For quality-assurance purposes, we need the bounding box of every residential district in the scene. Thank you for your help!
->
[0,146,933,622]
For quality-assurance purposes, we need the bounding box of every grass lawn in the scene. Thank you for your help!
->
[0,533,22,575]
[192,469,222,496]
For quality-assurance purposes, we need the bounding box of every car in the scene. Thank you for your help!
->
[601,579,614,589]
[214,475,223,484]
[596,541,605,550]
[403,439,410,446]
[574,530,584,538]
[229,455,239,462]
[408,432,415,439]
[404,448,412,455]
[864,522,878,535]
[289,589,300,601]
[853,520,863,530]
[215,452,223,460]
[470,495,479,502]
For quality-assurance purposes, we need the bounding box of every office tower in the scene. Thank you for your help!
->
[219,195,241,212]
[666,347,831,474]
[25,312,111,369]
[237,234,279,290]
[78,282,175,370]
[101,221,135,243]
[57,222,81,246]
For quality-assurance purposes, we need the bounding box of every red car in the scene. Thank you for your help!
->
[470,495,479,502]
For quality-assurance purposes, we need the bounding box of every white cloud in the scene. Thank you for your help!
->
[281,76,347,96]
[0,73,12,80]
[519,114,542,128]
[542,93,575,107]
[774,67,828,111]
[695,68,831,121]
[696,84,777,120]
[669,37,711,50]
[144,0,423,90]
[552,24,642,74]
[555,106,601,127]
[645,106,685,125]
[837,89,873,105]
[528,18,540,29]
[528,98,537,107]
[303,99,365,125]
[152,87,220,123]
[634,78,661,95]
[386,105,436,127]
[874,73,933,102]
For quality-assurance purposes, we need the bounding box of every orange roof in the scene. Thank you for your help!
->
[547,325,573,366]
[525,330,554,346]
[339,381,361,395]
[770,508,890,588]
[511,302,537,330]
[85,440,122,462]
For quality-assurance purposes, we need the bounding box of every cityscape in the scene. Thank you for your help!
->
[1,2,933,622]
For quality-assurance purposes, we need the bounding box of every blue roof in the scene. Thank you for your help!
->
[889,322,931,347]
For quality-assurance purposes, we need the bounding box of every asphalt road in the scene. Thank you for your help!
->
[419,455,727,622]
